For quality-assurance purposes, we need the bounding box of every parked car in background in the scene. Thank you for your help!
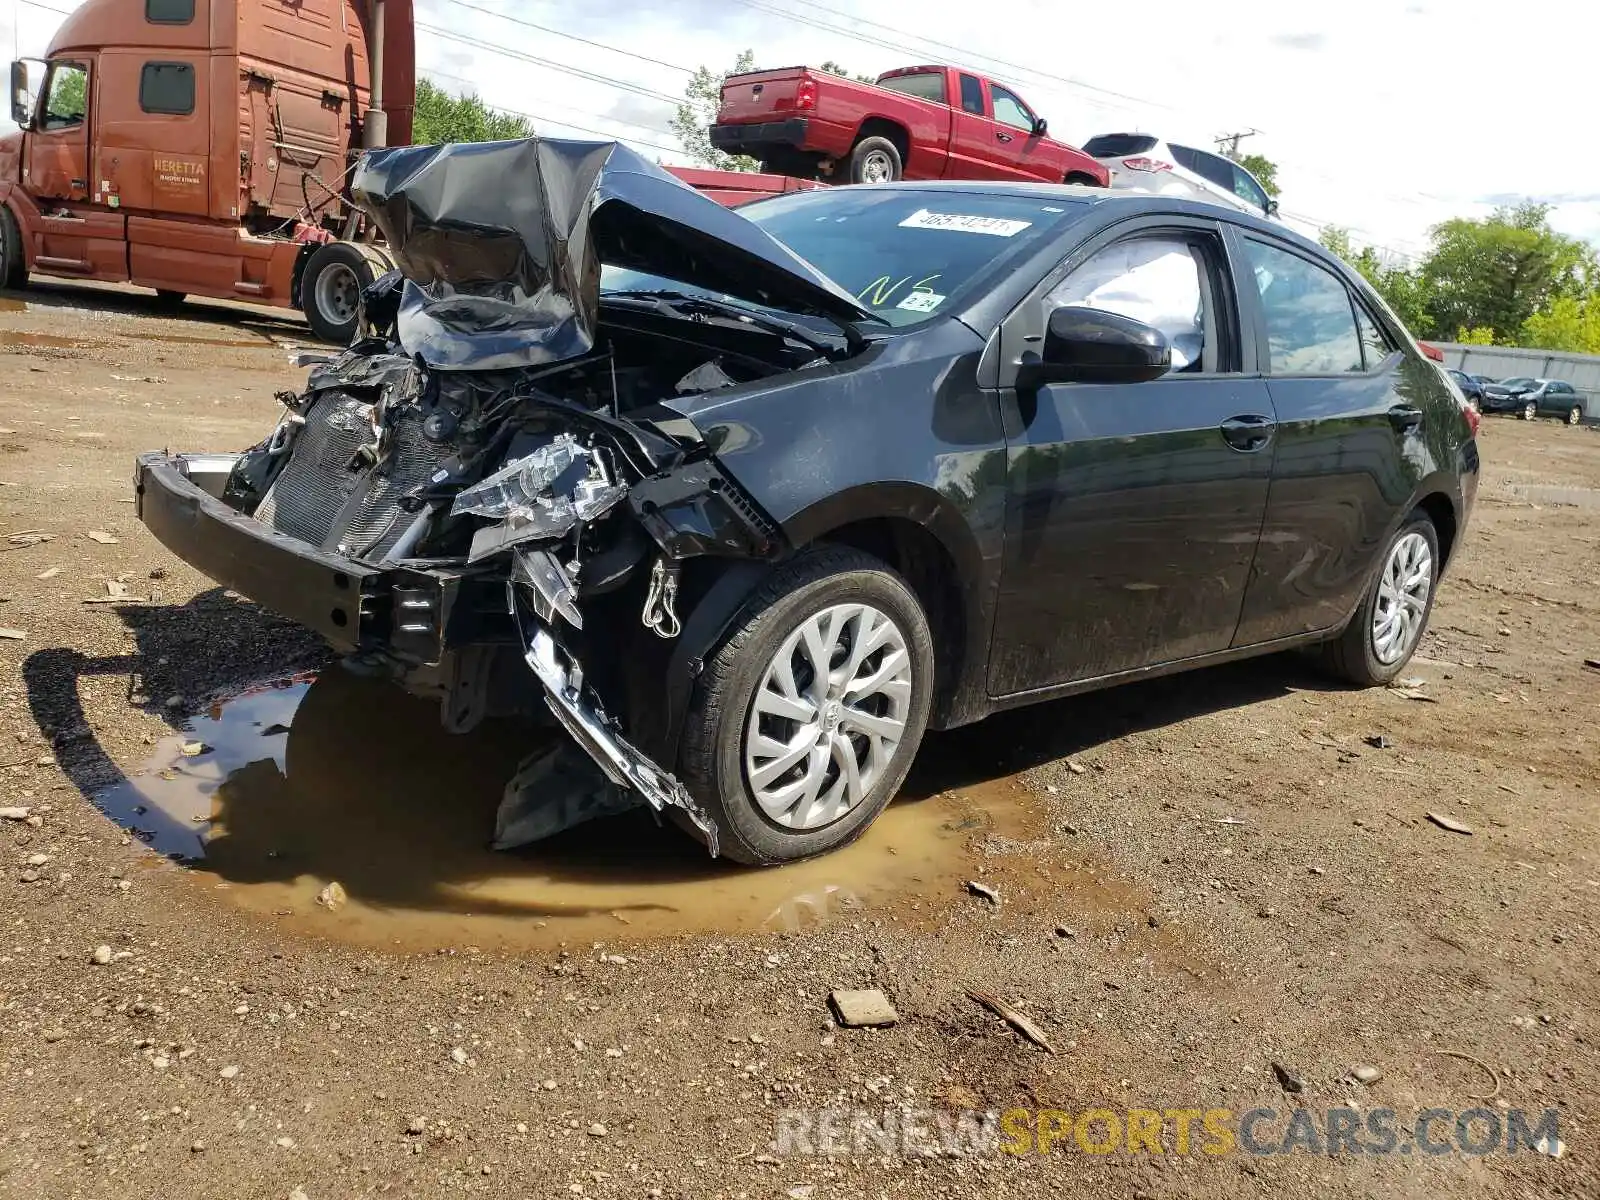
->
[710,64,1108,187]
[134,144,1480,865]
[1481,377,1587,424]
[1447,368,1485,408]
[1082,133,1278,219]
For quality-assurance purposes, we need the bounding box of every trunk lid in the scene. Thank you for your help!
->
[352,137,872,372]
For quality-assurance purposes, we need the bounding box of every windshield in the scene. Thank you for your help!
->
[1501,377,1535,389]
[601,188,1088,328]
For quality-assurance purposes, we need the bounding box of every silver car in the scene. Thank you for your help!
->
[1082,134,1278,219]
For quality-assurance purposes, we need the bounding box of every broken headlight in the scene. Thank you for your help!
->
[452,433,627,542]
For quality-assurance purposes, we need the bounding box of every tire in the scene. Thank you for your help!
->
[1064,171,1102,187]
[849,136,902,184]
[1318,510,1441,686]
[1523,401,1537,421]
[301,242,373,345]
[676,545,935,865]
[0,204,27,290]
[1568,405,1583,426]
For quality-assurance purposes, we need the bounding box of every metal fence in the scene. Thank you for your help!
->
[1434,343,1600,400]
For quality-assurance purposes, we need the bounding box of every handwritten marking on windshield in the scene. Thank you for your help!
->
[858,274,943,308]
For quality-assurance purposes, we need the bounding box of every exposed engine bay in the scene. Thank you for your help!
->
[165,138,875,854]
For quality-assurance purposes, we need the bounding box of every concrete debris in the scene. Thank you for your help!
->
[219,1065,241,1079]
[84,530,120,544]
[0,628,25,641]
[0,807,32,820]
[90,944,113,965]
[315,881,348,911]
[1348,1065,1383,1085]
[829,989,898,1028]
[1426,812,1474,836]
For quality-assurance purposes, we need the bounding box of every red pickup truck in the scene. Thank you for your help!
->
[710,64,1108,188]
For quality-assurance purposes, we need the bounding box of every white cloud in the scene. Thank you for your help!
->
[9,0,1600,258]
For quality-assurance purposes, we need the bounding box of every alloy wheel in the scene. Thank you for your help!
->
[1524,401,1537,421]
[1371,532,1433,666]
[744,602,913,831]
[1569,406,1582,427]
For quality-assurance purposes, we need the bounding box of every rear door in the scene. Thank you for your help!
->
[1230,233,1430,644]
[989,216,1277,693]
[946,72,1008,179]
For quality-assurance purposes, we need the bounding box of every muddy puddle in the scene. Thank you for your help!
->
[132,331,281,350]
[0,328,106,350]
[94,670,1050,952]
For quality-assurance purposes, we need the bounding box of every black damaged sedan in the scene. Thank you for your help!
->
[135,139,1480,864]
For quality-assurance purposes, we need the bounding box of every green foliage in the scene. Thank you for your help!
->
[49,66,85,120]
[1419,203,1595,345]
[819,61,877,83]
[1319,226,1433,336]
[670,50,760,172]
[1522,295,1600,355]
[1455,326,1497,345]
[412,78,533,145]
[1231,151,1279,198]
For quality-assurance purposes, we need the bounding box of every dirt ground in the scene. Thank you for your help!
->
[0,282,1596,1200]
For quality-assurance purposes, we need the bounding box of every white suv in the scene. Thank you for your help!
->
[1082,134,1278,219]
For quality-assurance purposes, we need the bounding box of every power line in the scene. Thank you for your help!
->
[433,0,694,76]
[421,67,682,154]
[416,22,686,107]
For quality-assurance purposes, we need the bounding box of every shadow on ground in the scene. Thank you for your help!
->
[23,589,1335,921]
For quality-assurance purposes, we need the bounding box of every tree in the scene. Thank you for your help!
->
[412,78,533,145]
[1456,326,1497,345]
[1231,151,1280,198]
[1522,295,1600,355]
[819,60,876,83]
[1419,202,1595,346]
[671,51,759,172]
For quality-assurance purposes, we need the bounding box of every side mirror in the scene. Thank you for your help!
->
[1032,116,1048,136]
[10,59,40,129]
[1266,198,1281,218]
[1026,306,1171,386]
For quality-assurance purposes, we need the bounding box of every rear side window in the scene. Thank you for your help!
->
[1083,133,1159,157]
[1243,240,1363,375]
[146,0,194,22]
[140,62,195,114]
[878,72,946,103]
[958,74,984,115]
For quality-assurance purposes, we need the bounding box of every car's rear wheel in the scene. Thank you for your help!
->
[1318,510,1440,686]
[1523,401,1538,421]
[1568,405,1583,426]
[849,137,903,184]
[676,546,934,865]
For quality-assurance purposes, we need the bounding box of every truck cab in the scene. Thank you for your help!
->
[0,0,414,341]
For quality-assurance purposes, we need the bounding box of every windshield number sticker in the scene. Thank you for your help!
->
[897,291,945,314]
[898,209,1032,237]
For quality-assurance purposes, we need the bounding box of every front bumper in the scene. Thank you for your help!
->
[709,118,810,153]
[134,452,495,664]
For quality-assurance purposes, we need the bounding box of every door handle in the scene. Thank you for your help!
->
[996,132,1013,143]
[1388,405,1424,433]
[1219,414,1276,453]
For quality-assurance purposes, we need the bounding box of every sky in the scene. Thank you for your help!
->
[5,0,1597,262]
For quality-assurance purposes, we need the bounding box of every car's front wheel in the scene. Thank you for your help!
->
[1568,405,1583,426]
[677,546,935,865]
[1523,400,1538,421]
[1319,511,1440,686]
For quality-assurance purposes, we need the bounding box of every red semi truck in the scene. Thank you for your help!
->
[710,64,1109,187]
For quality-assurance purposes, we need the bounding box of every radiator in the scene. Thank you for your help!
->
[257,392,446,562]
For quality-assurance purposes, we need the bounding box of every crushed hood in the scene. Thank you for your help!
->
[351,138,872,370]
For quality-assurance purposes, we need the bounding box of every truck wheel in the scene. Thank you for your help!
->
[0,205,27,290]
[675,545,935,865]
[301,242,373,345]
[1064,171,1103,187]
[849,137,902,184]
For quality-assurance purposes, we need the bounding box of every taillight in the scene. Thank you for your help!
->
[795,79,817,111]
[1122,157,1172,172]
[1418,341,1444,362]
[1463,400,1481,438]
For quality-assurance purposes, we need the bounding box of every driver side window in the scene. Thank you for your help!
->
[1045,234,1219,373]
[40,62,86,130]
[990,85,1034,131]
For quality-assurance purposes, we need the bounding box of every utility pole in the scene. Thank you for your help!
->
[1215,129,1260,160]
